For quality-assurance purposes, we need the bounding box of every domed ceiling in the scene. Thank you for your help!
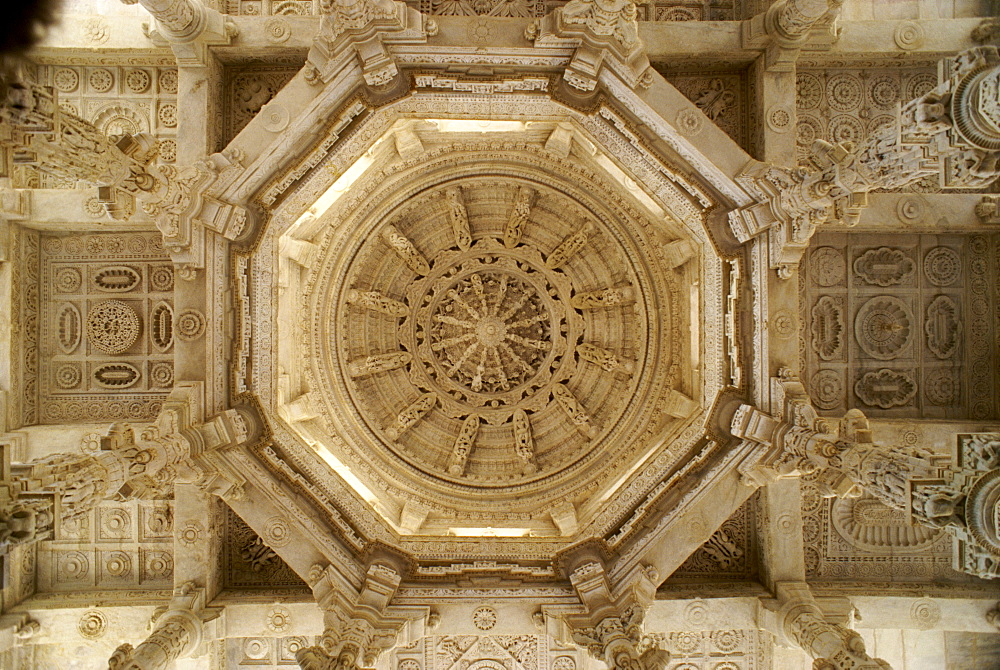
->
[302,147,683,513]
[240,100,734,546]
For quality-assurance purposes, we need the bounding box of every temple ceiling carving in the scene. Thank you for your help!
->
[4,1,1000,668]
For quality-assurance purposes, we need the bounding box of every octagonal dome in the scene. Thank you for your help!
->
[255,110,726,540]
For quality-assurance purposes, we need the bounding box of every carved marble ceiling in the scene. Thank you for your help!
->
[3,0,1000,669]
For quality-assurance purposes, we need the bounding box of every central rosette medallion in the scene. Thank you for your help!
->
[406,248,572,416]
[430,270,550,394]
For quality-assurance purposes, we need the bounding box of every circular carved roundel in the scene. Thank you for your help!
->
[326,177,659,487]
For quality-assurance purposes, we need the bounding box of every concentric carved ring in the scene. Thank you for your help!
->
[330,177,654,485]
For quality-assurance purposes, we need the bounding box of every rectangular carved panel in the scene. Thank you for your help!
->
[800,231,998,420]
[38,232,173,424]
[38,500,173,592]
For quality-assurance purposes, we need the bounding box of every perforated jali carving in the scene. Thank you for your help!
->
[800,232,998,420]
[38,232,174,424]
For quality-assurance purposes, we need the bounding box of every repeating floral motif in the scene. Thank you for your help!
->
[800,232,996,420]
[41,501,174,591]
[644,630,769,670]
[37,233,173,424]
[227,636,319,665]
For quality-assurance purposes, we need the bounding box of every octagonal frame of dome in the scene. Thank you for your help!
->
[225,56,749,566]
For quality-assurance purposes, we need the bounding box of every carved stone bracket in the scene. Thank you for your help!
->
[559,556,668,670]
[761,583,890,670]
[730,47,1000,277]
[303,554,419,670]
[975,195,1000,224]
[526,0,653,93]
[307,0,437,88]
[742,0,844,71]
[108,582,219,670]
[123,0,238,66]
[1,384,247,554]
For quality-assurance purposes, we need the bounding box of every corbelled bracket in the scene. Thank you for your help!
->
[526,0,653,93]
[308,0,437,88]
